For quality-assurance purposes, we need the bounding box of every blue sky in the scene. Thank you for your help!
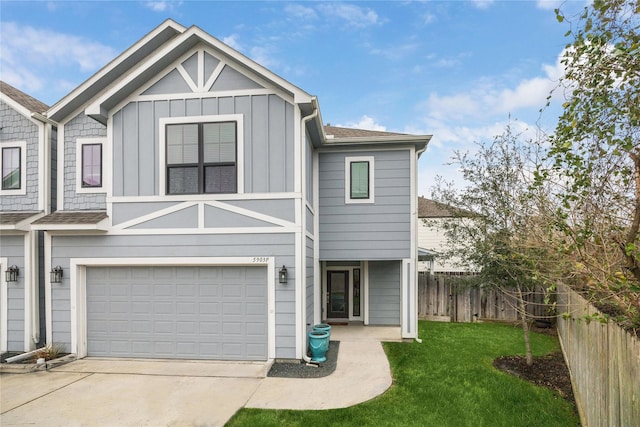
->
[0,0,586,196]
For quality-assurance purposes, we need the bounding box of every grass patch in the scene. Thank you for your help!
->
[227,321,579,427]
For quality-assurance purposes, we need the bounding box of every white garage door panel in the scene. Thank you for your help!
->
[86,266,267,360]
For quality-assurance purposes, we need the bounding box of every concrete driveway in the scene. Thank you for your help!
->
[0,326,401,426]
[0,359,268,427]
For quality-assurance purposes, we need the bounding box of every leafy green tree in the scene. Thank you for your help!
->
[431,124,558,365]
[542,0,640,330]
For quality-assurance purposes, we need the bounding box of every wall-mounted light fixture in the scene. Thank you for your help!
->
[5,265,19,282]
[279,265,288,284]
[50,266,63,284]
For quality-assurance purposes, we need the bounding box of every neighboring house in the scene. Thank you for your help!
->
[12,19,430,362]
[418,197,472,274]
[0,81,57,352]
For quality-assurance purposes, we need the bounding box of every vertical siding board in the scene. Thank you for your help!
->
[268,95,285,192]
[112,110,124,197]
[202,97,218,116]
[251,95,269,193]
[185,98,201,117]
[169,99,185,117]
[286,102,294,193]
[234,96,252,193]
[153,100,169,195]
[137,101,154,196]
[122,103,138,196]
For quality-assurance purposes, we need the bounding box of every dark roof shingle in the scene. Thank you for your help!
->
[323,125,408,138]
[0,81,49,114]
[0,212,43,226]
[418,197,458,218]
[32,211,108,225]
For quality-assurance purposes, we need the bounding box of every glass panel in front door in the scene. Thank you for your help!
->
[327,271,349,318]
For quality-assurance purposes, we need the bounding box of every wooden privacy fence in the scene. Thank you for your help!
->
[418,272,550,323]
[556,283,640,427]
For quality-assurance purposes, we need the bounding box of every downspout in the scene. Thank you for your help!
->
[414,144,428,344]
[300,102,320,364]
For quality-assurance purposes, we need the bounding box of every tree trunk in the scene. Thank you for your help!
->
[517,285,533,366]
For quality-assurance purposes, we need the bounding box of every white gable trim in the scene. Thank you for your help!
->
[85,26,311,121]
[48,19,187,120]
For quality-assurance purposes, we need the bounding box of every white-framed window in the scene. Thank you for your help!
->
[76,138,107,193]
[159,114,244,196]
[345,156,374,204]
[0,141,26,196]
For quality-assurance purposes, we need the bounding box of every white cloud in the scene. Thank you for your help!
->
[1,22,117,73]
[337,115,387,131]
[144,1,183,12]
[536,0,564,11]
[284,4,318,20]
[0,22,118,101]
[222,34,242,51]
[317,3,382,28]
[471,0,495,10]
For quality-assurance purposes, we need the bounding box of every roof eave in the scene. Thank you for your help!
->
[322,134,431,147]
[47,19,187,123]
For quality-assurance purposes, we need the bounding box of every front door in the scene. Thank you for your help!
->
[327,270,349,318]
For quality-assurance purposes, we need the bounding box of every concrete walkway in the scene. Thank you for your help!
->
[0,325,401,426]
[246,325,401,410]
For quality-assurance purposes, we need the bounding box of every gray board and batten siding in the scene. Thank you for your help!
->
[111,95,294,197]
[49,233,298,358]
[0,100,40,211]
[318,149,412,260]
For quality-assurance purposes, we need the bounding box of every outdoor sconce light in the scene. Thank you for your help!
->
[279,265,288,284]
[50,266,63,284]
[5,265,19,283]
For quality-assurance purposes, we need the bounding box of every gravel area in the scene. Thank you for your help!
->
[268,341,339,378]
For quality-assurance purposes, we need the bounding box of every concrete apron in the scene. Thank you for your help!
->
[0,326,400,426]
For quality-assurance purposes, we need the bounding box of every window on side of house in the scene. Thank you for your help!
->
[166,121,237,195]
[81,143,102,188]
[345,156,374,204]
[1,146,21,190]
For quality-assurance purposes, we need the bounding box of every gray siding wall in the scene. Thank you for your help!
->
[305,236,314,329]
[50,127,58,212]
[0,101,40,211]
[319,149,411,260]
[368,260,401,325]
[1,234,25,351]
[50,233,297,358]
[111,95,295,197]
[63,113,107,210]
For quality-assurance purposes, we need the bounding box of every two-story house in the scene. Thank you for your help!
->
[11,19,430,362]
[0,81,56,353]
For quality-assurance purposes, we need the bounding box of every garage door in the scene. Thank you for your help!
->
[86,266,267,360]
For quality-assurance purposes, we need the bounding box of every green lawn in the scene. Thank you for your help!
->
[227,321,579,427]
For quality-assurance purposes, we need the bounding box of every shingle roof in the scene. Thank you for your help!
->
[0,212,43,226]
[418,197,458,218]
[32,211,108,225]
[323,125,408,138]
[0,81,49,114]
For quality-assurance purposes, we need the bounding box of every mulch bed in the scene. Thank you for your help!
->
[493,352,577,410]
[268,341,339,378]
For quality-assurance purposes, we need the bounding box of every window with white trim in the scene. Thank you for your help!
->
[345,156,374,204]
[166,121,237,194]
[76,138,106,193]
[0,141,26,195]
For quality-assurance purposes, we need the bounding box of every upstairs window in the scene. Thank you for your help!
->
[76,138,106,193]
[350,161,370,199]
[81,143,102,187]
[0,141,26,195]
[345,156,374,204]
[1,146,21,190]
[166,121,237,194]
